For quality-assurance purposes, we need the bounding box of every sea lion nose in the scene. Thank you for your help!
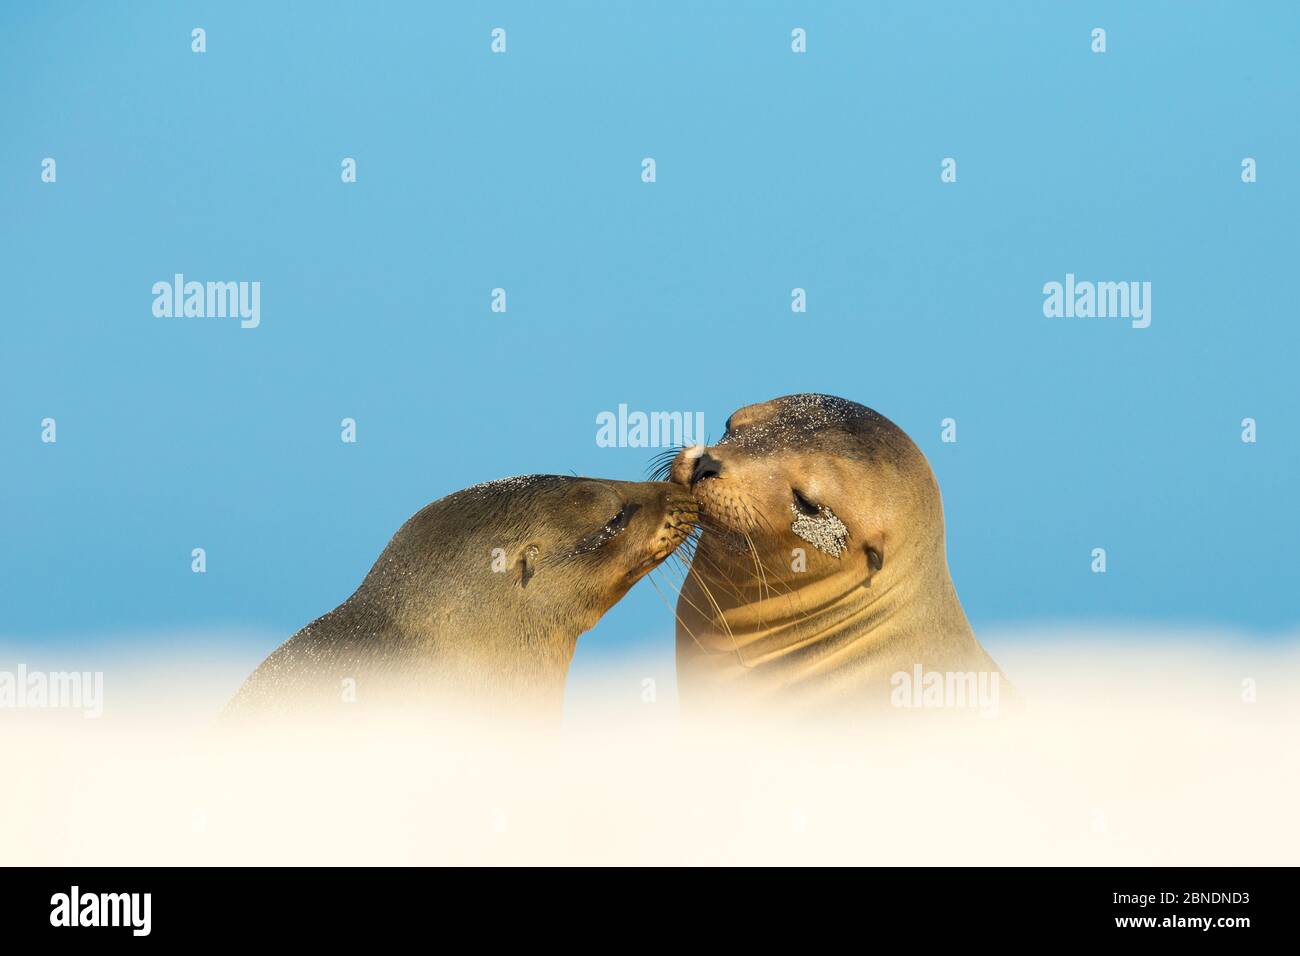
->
[669,445,704,485]
[691,452,723,485]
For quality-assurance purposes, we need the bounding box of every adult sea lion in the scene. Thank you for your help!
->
[228,475,696,719]
[665,394,1005,717]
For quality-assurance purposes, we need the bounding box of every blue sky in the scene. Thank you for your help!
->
[2,1,1296,663]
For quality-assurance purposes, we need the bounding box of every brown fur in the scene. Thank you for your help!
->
[670,394,1004,717]
[228,475,696,720]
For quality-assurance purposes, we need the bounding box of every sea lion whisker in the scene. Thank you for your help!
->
[742,530,771,608]
[689,563,747,666]
[660,563,742,661]
[719,499,802,604]
[667,531,750,602]
[644,446,686,482]
[646,568,712,657]
[667,550,747,609]
[695,518,750,557]
[736,527,818,646]
[677,549,748,605]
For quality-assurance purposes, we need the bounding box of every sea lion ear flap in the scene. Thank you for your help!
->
[518,544,540,588]
[864,541,884,574]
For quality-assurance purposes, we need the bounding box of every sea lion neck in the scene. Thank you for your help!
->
[680,533,957,667]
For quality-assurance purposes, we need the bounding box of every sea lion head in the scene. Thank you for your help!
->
[664,395,1001,715]
[229,475,697,720]
[667,394,942,585]
[449,475,698,634]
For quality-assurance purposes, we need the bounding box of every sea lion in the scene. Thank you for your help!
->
[665,394,1005,717]
[228,475,696,720]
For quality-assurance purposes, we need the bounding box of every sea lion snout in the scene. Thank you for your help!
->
[669,444,707,486]
[690,452,723,485]
[669,444,727,488]
[618,483,698,577]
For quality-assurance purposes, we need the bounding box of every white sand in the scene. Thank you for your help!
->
[1,631,1296,866]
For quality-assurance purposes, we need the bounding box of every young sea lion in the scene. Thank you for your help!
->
[665,394,1005,718]
[228,475,696,719]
